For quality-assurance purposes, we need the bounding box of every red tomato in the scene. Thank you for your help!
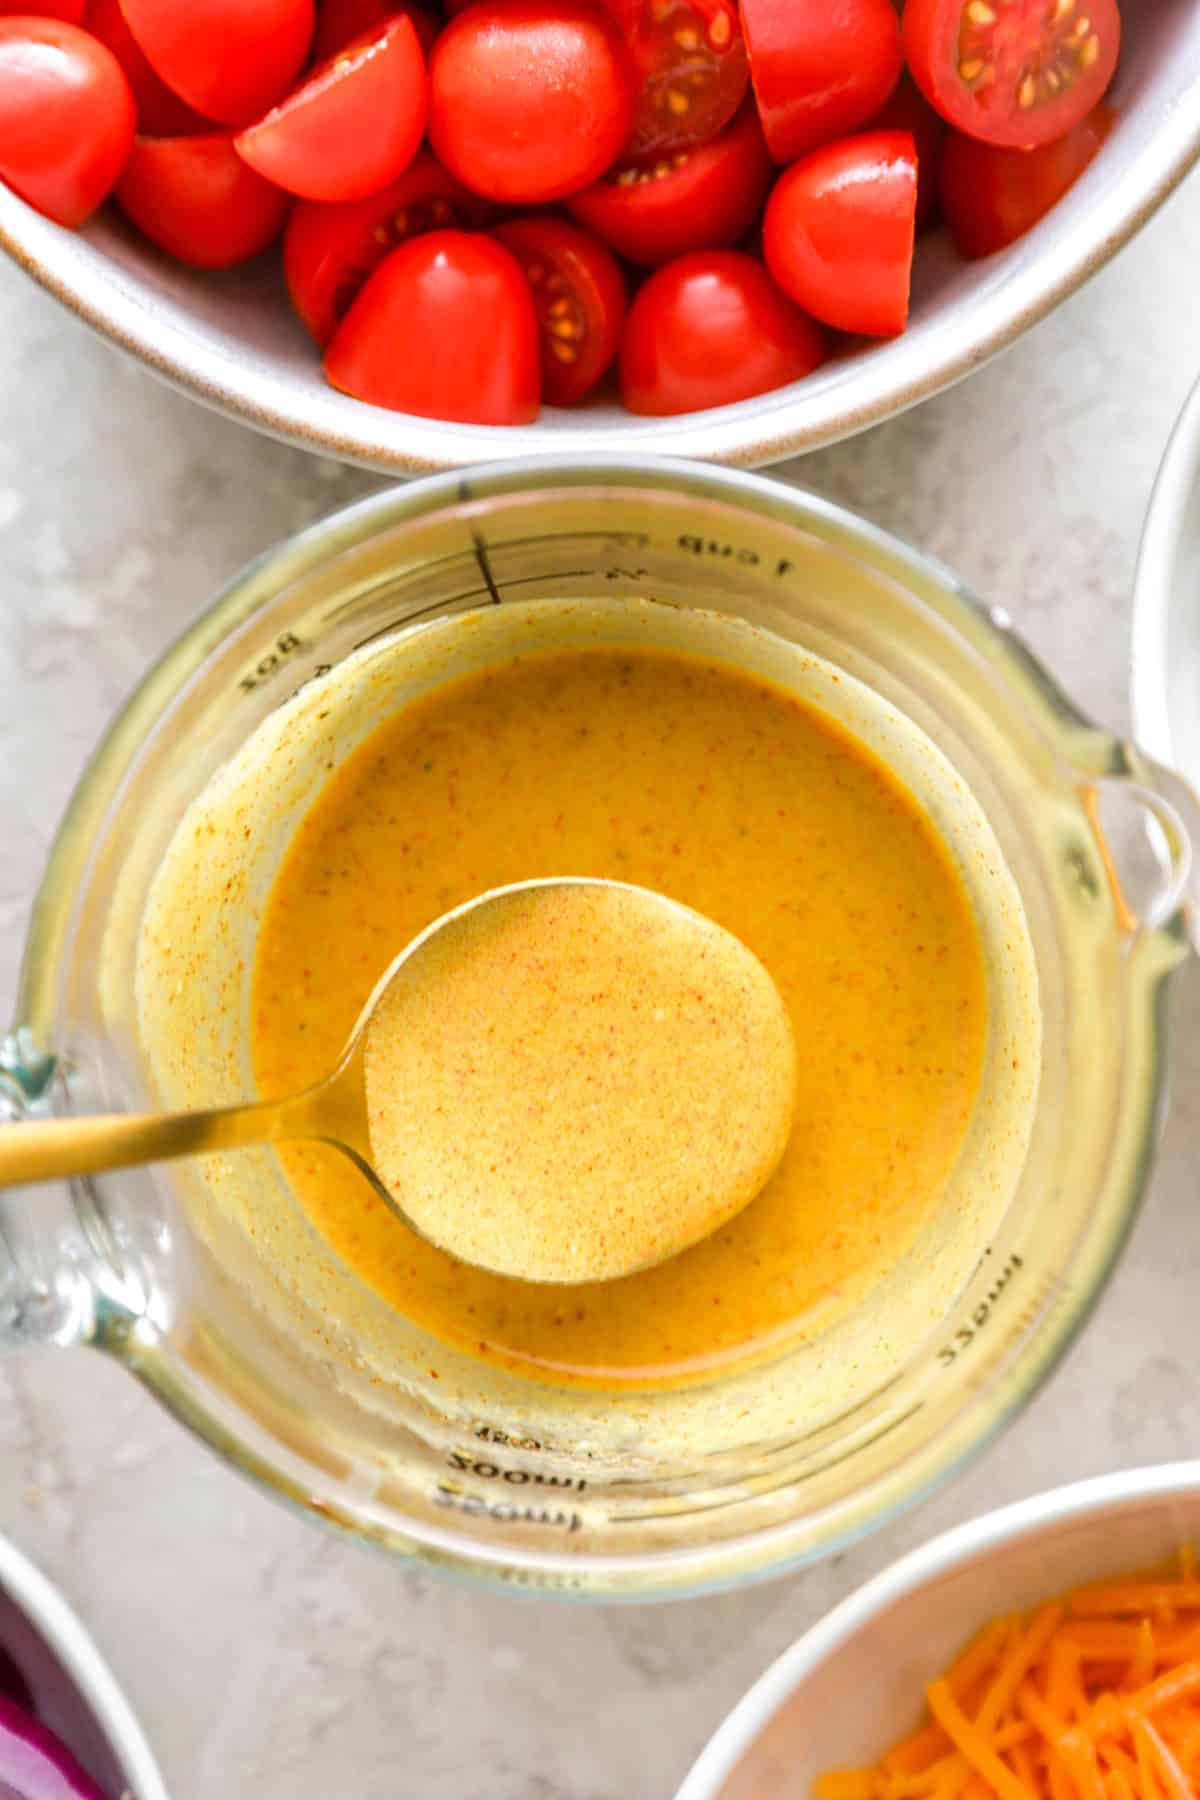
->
[607,0,748,161]
[0,0,83,16]
[903,0,1120,150]
[85,0,209,136]
[312,0,437,59]
[283,147,493,343]
[763,129,917,337]
[325,229,540,423]
[867,70,944,233]
[740,0,901,163]
[119,0,315,127]
[566,102,771,268]
[940,101,1114,257]
[115,131,291,267]
[0,19,134,225]
[620,249,824,415]
[428,0,635,204]
[235,18,426,202]
[493,216,624,406]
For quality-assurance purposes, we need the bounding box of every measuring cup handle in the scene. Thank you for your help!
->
[1120,746,1200,949]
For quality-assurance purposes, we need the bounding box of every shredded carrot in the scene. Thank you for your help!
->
[1129,1720,1190,1800]
[1126,1622,1156,1692]
[926,1681,1033,1800]
[815,1551,1200,1799]
[1070,1584,1200,1619]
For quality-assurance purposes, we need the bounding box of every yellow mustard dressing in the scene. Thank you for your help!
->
[251,645,988,1389]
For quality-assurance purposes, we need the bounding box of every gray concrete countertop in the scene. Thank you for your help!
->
[2,170,1200,1799]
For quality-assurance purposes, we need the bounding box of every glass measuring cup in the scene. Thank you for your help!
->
[3,458,1197,1599]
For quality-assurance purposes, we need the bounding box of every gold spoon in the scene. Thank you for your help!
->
[0,879,797,1284]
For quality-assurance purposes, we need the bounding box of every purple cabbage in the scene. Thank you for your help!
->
[0,1694,109,1800]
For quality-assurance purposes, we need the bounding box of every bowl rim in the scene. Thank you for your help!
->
[0,1531,169,1800]
[1132,369,1200,776]
[2,46,1200,470]
[673,1459,1200,1800]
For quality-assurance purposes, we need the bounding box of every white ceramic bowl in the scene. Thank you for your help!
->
[1134,372,1200,795]
[676,1462,1200,1800]
[3,7,1200,473]
[0,1532,167,1798]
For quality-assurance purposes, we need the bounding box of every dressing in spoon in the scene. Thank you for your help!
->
[0,879,797,1284]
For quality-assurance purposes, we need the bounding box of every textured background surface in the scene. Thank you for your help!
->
[2,166,1200,1799]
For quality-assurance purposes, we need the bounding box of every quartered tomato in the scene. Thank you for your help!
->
[235,17,426,202]
[763,128,917,337]
[0,18,134,225]
[119,0,316,127]
[566,102,771,268]
[619,249,824,415]
[325,229,540,422]
[116,130,291,267]
[428,0,635,204]
[607,0,748,160]
[867,70,945,233]
[85,0,210,136]
[493,216,625,406]
[740,0,901,163]
[0,0,83,17]
[312,0,438,59]
[284,147,492,343]
[903,0,1121,149]
[940,101,1113,256]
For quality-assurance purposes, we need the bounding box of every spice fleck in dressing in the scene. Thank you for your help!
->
[252,645,988,1389]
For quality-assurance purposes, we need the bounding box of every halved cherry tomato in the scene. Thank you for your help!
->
[566,102,771,268]
[740,0,901,163]
[235,18,426,202]
[428,0,635,204]
[312,0,438,59]
[763,129,916,337]
[940,101,1114,257]
[903,0,1120,149]
[119,0,315,127]
[325,229,540,423]
[493,216,624,406]
[867,70,944,233]
[0,18,134,225]
[115,131,291,267]
[606,0,748,161]
[284,147,492,343]
[85,0,209,136]
[620,249,824,415]
[0,0,83,17]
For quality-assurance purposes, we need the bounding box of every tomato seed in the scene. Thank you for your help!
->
[964,0,994,22]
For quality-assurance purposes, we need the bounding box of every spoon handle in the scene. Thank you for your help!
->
[0,1094,299,1190]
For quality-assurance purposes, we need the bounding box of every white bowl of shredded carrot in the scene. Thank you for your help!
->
[675,1462,1200,1800]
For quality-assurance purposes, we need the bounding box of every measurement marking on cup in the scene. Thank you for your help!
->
[677,534,793,576]
[447,1451,587,1493]
[237,632,307,693]
[433,1484,583,1532]
[936,1253,1025,1367]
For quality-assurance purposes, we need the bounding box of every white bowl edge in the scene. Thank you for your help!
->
[0,1533,169,1800]
[674,1460,1200,1800]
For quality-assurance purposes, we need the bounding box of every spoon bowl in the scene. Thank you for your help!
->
[0,878,796,1283]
